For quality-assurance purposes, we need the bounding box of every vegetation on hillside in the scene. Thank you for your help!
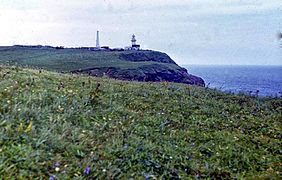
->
[0,46,205,86]
[0,66,281,179]
[0,47,178,72]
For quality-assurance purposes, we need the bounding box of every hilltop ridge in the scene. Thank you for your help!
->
[0,46,205,86]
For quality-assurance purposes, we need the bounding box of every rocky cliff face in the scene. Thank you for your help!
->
[72,50,205,87]
[119,51,177,64]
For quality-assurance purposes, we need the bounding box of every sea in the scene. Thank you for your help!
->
[184,65,282,97]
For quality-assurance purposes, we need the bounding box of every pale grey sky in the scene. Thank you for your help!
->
[0,0,281,65]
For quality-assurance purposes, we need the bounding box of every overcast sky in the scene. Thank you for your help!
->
[0,0,281,65]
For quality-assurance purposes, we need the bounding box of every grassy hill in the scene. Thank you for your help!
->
[0,46,205,86]
[0,46,178,72]
[0,65,281,179]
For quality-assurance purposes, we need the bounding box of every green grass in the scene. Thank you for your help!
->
[0,65,281,179]
[0,47,180,72]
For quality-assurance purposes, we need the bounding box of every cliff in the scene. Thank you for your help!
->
[72,50,205,86]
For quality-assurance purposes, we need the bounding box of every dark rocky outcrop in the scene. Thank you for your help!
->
[119,51,177,64]
[72,50,205,86]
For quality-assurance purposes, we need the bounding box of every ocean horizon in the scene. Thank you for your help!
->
[184,64,282,97]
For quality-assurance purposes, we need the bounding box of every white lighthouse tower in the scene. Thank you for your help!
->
[130,34,140,50]
[131,34,137,46]
[96,31,100,48]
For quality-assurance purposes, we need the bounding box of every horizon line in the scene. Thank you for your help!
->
[181,64,282,66]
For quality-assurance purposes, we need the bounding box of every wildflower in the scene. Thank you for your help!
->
[144,174,154,180]
[144,174,150,179]
[74,171,81,176]
[49,175,56,180]
[83,166,91,175]
[55,167,60,172]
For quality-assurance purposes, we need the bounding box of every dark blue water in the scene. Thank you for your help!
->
[184,65,282,97]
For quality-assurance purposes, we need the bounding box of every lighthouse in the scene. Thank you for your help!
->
[131,34,137,46]
[130,34,140,50]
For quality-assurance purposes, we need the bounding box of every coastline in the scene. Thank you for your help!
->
[184,64,282,97]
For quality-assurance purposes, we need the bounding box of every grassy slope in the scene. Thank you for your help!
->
[0,66,281,179]
[0,47,180,72]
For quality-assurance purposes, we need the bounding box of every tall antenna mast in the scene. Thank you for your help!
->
[96,31,100,48]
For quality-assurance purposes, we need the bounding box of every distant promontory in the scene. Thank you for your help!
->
[72,50,205,86]
[0,45,205,86]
